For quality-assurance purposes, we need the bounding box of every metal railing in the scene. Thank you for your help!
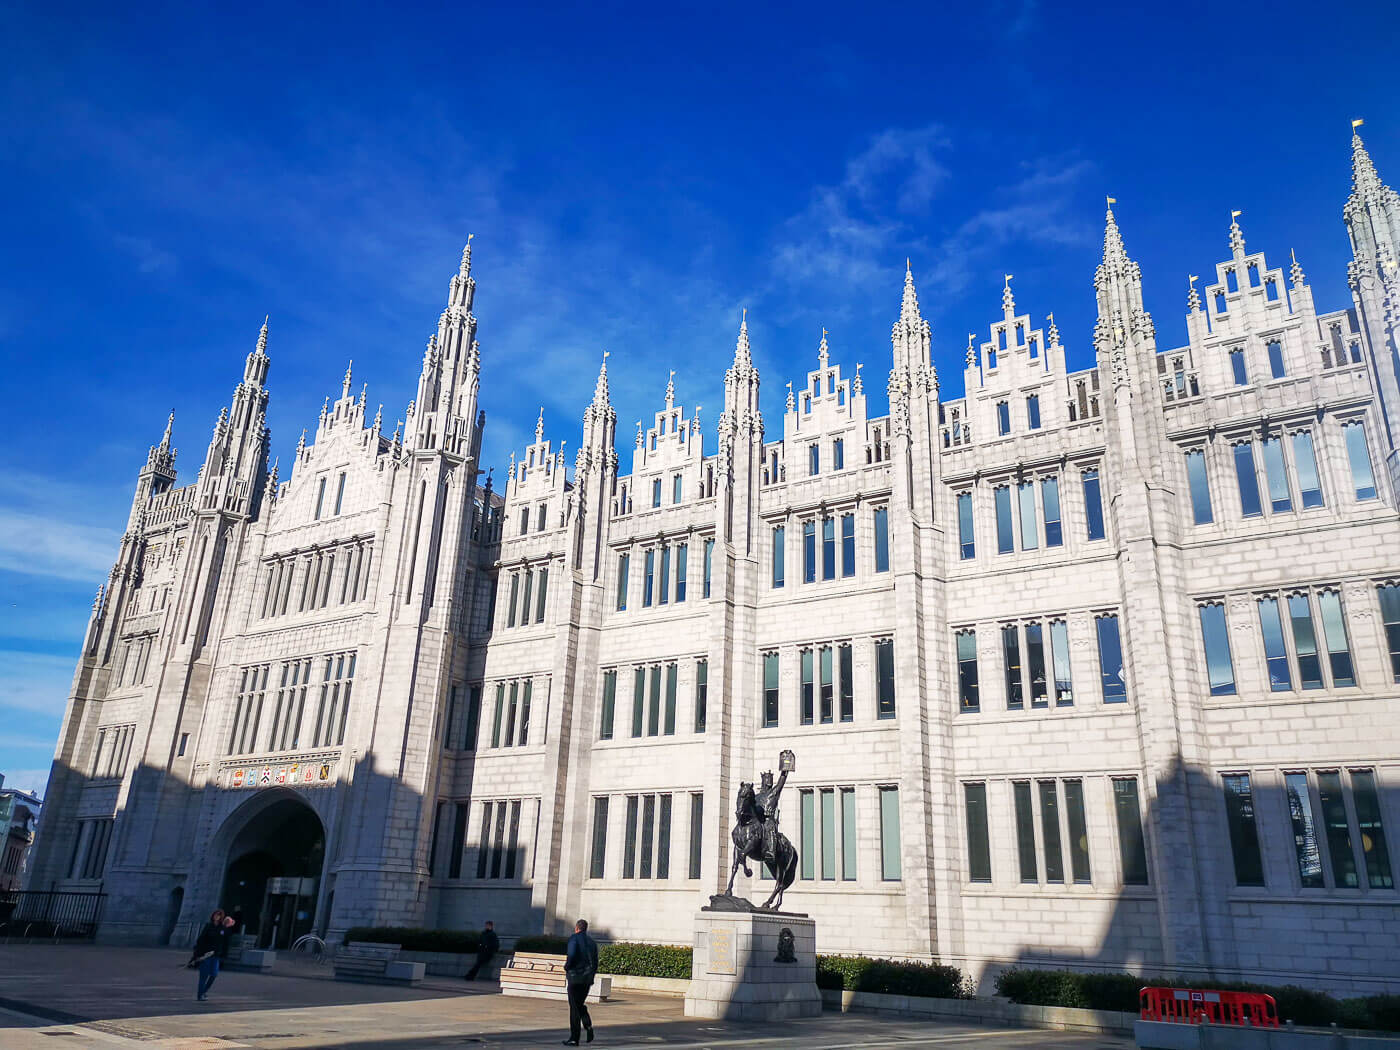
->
[0,890,107,941]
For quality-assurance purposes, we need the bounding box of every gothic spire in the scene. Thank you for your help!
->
[734,309,752,369]
[1002,274,1015,318]
[900,258,921,324]
[460,233,474,278]
[244,316,271,385]
[664,369,676,409]
[256,315,269,357]
[592,351,611,409]
[535,407,545,442]
[160,411,174,451]
[1101,198,1129,273]
[817,328,830,367]
[1187,275,1201,313]
[1229,210,1246,256]
[342,360,353,399]
[1047,313,1060,348]
[1290,249,1306,287]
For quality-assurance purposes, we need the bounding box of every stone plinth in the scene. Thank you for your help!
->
[684,910,820,1021]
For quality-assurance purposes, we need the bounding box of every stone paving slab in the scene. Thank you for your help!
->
[0,944,1133,1050]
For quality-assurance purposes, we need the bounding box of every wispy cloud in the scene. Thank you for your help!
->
[112,233,177,274]
[0,649,75,715]
[0,470,123,584]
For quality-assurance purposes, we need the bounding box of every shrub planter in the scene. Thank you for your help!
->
[819,988,1136,1034]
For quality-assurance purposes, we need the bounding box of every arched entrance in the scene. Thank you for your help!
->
[218,795,325,949]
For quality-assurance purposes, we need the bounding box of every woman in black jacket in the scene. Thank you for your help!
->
[189,909,230,1001]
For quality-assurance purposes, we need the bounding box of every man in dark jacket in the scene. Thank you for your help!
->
[463,920,500,980]
[189,909,233,1001]
[562,919,598,1045]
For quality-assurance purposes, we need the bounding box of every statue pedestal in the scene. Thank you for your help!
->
[683,909,821,1021]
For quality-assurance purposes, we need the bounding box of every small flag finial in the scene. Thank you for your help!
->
[1353,118,1365,130]
[1106,195,1117,206]
[1188,275,1199,287]
[1004,273,1014,285]
[1231,209,1242,219]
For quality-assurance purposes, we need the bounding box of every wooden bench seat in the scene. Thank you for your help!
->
[500,951,610,1002]
[333,942,424,985]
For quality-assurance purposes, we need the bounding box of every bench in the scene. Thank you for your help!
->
[333,942,425,985]
[225,934,275,973]
[500,952,610,1002]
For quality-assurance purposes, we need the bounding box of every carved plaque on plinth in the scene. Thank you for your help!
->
[707,926,736,975]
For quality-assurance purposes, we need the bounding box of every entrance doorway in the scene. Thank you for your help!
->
[219,797,325,950]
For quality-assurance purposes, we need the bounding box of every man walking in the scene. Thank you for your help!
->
[464,920,500,980]
[189,909,234,1001]
[562,918,598,1045]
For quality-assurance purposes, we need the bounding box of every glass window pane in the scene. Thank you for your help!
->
[763,652,779,728]
[1027,394,1041,429]
[1288,594,1324,689]
[656,794,672,879]
[664,663,677,735]
[1345,422,1378,500]
[820,789,836,880]
[689,793,704,880]
[1223,773,1265,886]
[1042,477,1062,547]
[822,517,836,580]
[841,514,856,577]
[1234,443,1262,518]
[800,790,815,880]
[1027,623,1048,708]
[800,649,814,725]
[632,668,645,737]
[1258,597,1292,691]
[957,630,979,712]
[1284,773,1324,888]
[1039,780,1064,883]
[676,545,687,603]
[590,797,609,879]
[1186,450,1214,525]
[1351,770,1394,889]
[997,401,1010,435]
[1317,590,1355,688]
[819,646,834,724]
[965,782,992,882]
[659,546,670,604]
[648,665,661,736]
[772,526,785,588]
[1268,340,1286,378]
[1018,482,1038,550]
[1262,437,1292,513]
[704,539,713,598]
[616,554,629,611]
[1083,469,1105,540]
[841,788,857,880]
[1199,604,1236,696]
[1050,621,1073,705]
[600,670,616,740]
[1113,778,1149,885]
[1013,781,1037,882]
[879,787,902,880]
[1096,615,1126,702]
[1230,348,1248,385]
[874,508,890,572]
[1379,584,1400,683]
[1292,431,1324,508]
[803,521,816,582]
[958,491,976,559]
[639,795,655,878]
[839,644,854,722]
[1002,625,1023,710]
[1317,771,1358,888]
[995,487,1014,553]
[876,639,896,718]
[643,549,655,607]
[1064,780,1091,883]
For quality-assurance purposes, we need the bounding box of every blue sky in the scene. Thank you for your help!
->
[2,1,1397,795]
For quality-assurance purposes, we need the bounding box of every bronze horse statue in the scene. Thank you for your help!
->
[724,771,798,910]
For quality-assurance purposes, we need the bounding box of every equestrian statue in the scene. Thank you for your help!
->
[721,749,799,911]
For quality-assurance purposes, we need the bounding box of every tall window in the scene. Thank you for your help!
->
[1013,781,1036,882]
[651,478,662,507]
[1026,622,1048,707]
[799,790,815,880]
[879,787,902,880]
[643,549,655,607]
[833,437,844,470]
[838,643,854,722]
[1050,620,1073,705]
[1261,436,1292,513]
[1198,603,1236,696]
[1042,477,1062,547]
[994,486,1014,554]
[821,517,836,581]
[1258,597,1291,691]
[1352,769,1394,889]
[673,474,683,505]
[841,788,857,880]
[1287,593,1324,689]
[1064,780,1091,883]
[599,670,616,740]
[703,538,714,598]
[1223,773,1265,886]
[590,797,609,879]
[1344,421,1378,500]
[772,526,785,588]
[659,546,671,605]
[631,668,645,738]
[622,795,639,878]
[1318,771,1357,888]
[694,659,708,732]
[809,443,820,476]
[315,477,327,519]
[875,638,896,718]
[312,652,355,747]
[1096,614,1126,703]
[1082,469,1105,540]
[957,491,975,559]
[506,574,519,628]
[334,472,347,515]
[1267,339,1286,378]
[874,507,890,572]
[996,401,1010,436]
[676,544,688,603]
[535,566,549,623]
[762,652,779,728]
[1229,347,1248,385]
[647,665,662,736]
[1039,781,1064,883]
[802,521,816,583]
[1112,778,1149,885]
[819,646,834,724]
[1026,394,1041,430]
[1378,584,1400,682]
[689,793,705,879]
[840,514,855,577]
[964,783,991,882]
[1233,442,1262,518]
[1317,590,1355,687]
[1291,431,1324,508]
[1018,482,1038,550]
[1285,772,1324,888]
[957,630,979,712]
[1002,625,1023,710]
[1186,450,1213,524]
[800,649,814,726]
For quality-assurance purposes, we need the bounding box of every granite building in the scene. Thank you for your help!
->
[28,130,1400,994]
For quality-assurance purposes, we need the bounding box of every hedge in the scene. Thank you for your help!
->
[344,926,480,954]
[994,968,1399,1032]
[599,943,693,979]
[817,955,974,1000]
[513,934,571,954]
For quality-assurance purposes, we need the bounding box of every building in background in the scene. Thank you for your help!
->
[0,775,43,892]
[25,131,1400,993]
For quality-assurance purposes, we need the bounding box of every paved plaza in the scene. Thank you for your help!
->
[0,945,1132,1049]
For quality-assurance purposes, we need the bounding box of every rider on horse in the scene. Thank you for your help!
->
[753,768,787,870]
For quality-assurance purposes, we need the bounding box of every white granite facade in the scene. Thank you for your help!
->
[28,132,1400,995]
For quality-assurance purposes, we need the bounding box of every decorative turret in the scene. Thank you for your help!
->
[1229,210,1246,258]
[1094,199,1155,389]
[412,240,483,456]
[1290,249,1306,288]
[1187,275,1201,313]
